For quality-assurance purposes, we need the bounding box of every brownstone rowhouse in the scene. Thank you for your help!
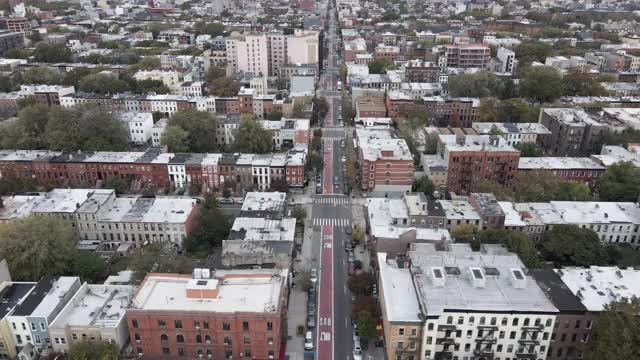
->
[127,271,289,359]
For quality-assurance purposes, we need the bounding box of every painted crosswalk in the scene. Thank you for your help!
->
[313,196,350,204]
[312,218,351,227]
[323,137,345,141]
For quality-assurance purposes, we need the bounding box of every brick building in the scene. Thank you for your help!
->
[518,157,606,190]
[404,60,440,83]
[356,97,387,118]
[356,127,414,195]
[469,192,505,229]
[126,270,288,360]
[385,91,417,119]
[439,134,520,195]
[439,44,491,70]
[0,17,31,37]
[423,96,479,127]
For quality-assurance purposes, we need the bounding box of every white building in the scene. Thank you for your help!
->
[48,283,135,353]
[544,56,570,72]
[133,70,182,89]
[117,112,154,145]
[151,118,167,147]
[496,47,516,74]
[252,154,272,191]
[472,122,551,146]
[408,243,557,360]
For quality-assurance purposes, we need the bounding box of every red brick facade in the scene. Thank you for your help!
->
[447,150,520,195]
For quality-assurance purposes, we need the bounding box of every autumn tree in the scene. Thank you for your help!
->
[232,114,273,154]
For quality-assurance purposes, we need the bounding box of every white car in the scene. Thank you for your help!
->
[341,156,346,163]
[353,337,363,360]
[310,268,318,283]
[304,331,314,350]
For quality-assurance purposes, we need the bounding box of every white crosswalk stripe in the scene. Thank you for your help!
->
[323,137,344,141]
[313,197,350,204]
[312,218,352,227]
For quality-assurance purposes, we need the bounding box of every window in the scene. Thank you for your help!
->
[162,347,170,354]
[158,320,166,328]
[205,335,211,343]
[399,328,405,336]
[132,320,139,328]
[223,322,231,331]
[134,334,141,343]
[203,321,209,329]
[244,336,250,344]
[161,334,168,342]
[194,321,200,329]
[267,322,273,331]
[224,336,232,345]
[177,335,184,343]
[175,320,183,329]
[245,349,252,357]
[196,334,202,343]
[243,321,249,331]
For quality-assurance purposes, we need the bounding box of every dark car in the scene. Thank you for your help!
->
[316,185,322,194]
[345,239,353,251]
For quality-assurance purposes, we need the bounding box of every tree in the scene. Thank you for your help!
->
[209,77,240,96]
[398,125,419,165]
[368,59,395,74]
[292,207,308,225]
[515,142,544,157]
[233,114,273,154]
[514,41,554,66]
[341,92,353,124]
[3,48,31,59]
[305,151,324,173]
[348,271,375,296]
[488,124,504,135]
[583,297,640,360]
[497,98,540,123]
[477,98,498,122]
[45,104,129,151]
[352,224,364,245]
[78,73,130,94]
[20,66,62,85]
[103,176,130,194]
[265,111,283,121]
[32,43,72,63]
[412,175,435,196]
[0,174,37,195]
[129,243,196,283]
[69,340,122,360]
[424,132,439,154]
[448,72,504,98]
[339,63,347,83]
[193,21,225,37]
[452,223,476,245]
[0,215,76,281]
[514,171,591,202]
[563,70,610,96]
[477,229,542,268]
[205,65,226,83]
[185,196,231,256]
[270,177,290,192]
[167,109,218,153]
[160,125,188,152]
[131,79,169,94]
[520,66,564,103]
[599,162,640,202]
[542,225,607,267]
[62,66,95,87]
[356,310,378,342]
[68,251,107,283]
[472,180,515,201]
[0,75,16,92]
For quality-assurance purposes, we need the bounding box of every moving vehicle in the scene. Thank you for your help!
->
[304,331,314,351]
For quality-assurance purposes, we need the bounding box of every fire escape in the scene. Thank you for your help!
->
[473,324,498,360]
[516,324,543,359]
[434,325,457,360]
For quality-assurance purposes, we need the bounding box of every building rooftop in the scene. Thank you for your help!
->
[130,270,287,313]
[530,269,586,313]
[0,194,44,221]
[438,200,482,221]
[356,128,413,162]
[518,157,605,171]
[528,201,640,225]
[227,217,296,242]
[0,282,35,319]
[472,122,551,136]
[99,196,197,224]
[409,243,558,315]
[50,283,134,329]
[31,189,96,214]
[593,145,640,167]
[117,112,153,124]
[13,277,79,319]
[377,253,422,323]
[241,192,286,214]
[556,266,640,312]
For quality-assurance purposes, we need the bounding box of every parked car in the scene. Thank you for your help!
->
[353,337,363,360]
[307,315,316,329]
[341,140,345,148]
[304,331,314,350]
[346,226,352,235]
[310,268,318,283]
[218,198,234,204]
[316,185,322,194]
[341,156,346,163]
[345,239,353,251]
[348,250,355,263]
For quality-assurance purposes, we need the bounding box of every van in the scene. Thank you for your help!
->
[304,331,314,350]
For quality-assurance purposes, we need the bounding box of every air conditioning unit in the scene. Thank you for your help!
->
[135,340,141,343]
[137,353,143,358]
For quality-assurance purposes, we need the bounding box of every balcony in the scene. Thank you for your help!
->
[435,338,455,345]
[434,351,453,360]
[515,351,538,359]
[518,338,539,345]
[437,325,457,332]
[473,348,495,360]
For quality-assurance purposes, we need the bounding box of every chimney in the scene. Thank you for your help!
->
[489,135,500,146]
[431,267,446,287]
[469,267,486,288]
[456,134,465,146]
[510,268,527,289]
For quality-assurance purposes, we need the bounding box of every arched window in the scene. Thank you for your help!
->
[196,334,202,343]
[160,334,168,342]
[177,335,184,343]
[480,317,486,325]
[205,335,211,343]
[447,316,453,324]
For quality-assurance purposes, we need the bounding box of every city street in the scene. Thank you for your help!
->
[313,1,355,360]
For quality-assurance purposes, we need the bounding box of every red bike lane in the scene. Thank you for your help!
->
[317,225,333,360]
[323,135,333,195]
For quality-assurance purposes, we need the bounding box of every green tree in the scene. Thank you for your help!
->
[69,340,122,360]
[448,72,504,98]
[233,114,273,154]
[0,215,76,281]
[477,98,498,122]
[167,109,218,153]
[62,66,95,87]
[209,77,240,96]
[563,70,610,96]
[33,43,72,63]
[599,162,640,202]
[0,75,16,92]
[3,48,31,59]
[424,132,439,154]
[497,98,540,123]
[129,242,195,283]
[583,297,640,360]
[514,171,591,202]
[78,73,130,94]
[339,63,347,83]
[160,125,189,152]
[269,177,290,192]
[0,175,37,195]
[305,151,324,173]
[477,229,542,268]
[520,66,564,103]
[131,79,170,94]
[341,92,353,124]
[20,66,62,85]
[67,251,107,283]
[452,223,477,244]
[103,176,130,194]
[193,21,225,37]
[205,65,226,83]
[514,142,544,157]
[368,59,395,74]
[412,175,435,196]
[514,41,554,66]
[348,271,375,296]
[266,111,283,121]
[44,104,129,151]
[488,124,504,135]
[542,225,607,267]
[292,207,308,225]
[356,310,378,342]
[352,224,364,245]
[185,196,231,256]
[397,125,419,165]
